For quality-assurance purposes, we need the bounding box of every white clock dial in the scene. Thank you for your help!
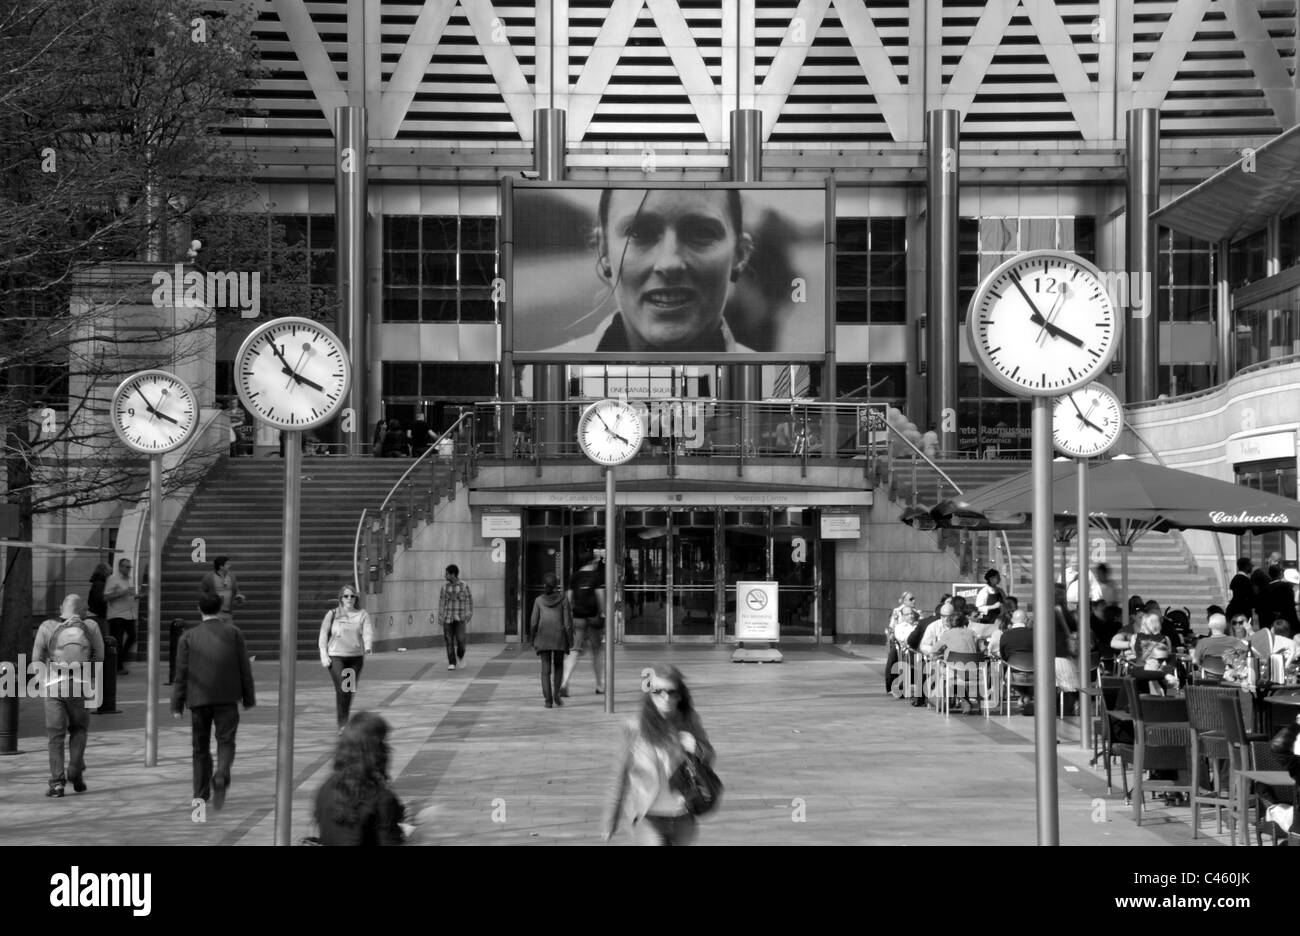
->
[111,371,199,454]
[1053,382,1123,459]
[577,400,644,467]
[967,250,1121,397]
[234,317,352,431]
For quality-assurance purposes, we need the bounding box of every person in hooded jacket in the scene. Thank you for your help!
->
[529,572,573,708]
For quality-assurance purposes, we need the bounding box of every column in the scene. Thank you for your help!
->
[531,108,569,454]
[925,109,959,454]
[1125,109,1159,403]
[335,105,367,453]
[726,109,763,425]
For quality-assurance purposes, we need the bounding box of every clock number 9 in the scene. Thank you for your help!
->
[127,407,135,416]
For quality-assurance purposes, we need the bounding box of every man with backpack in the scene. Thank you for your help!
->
[31,594,104,797]
[560,553,606,697]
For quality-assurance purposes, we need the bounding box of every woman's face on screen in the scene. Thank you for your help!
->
[602,190,745,349]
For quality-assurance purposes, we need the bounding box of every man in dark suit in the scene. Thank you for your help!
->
[171,593,256,810]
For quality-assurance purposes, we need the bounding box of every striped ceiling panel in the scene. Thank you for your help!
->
[571,0,713,144]
[762,0,910,143]
[384,2,532,141]
[208,0,343,139]
[1133,0,1296,138]
[943,0,1100,142]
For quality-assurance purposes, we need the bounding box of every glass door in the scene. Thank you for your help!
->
[673,510,717,640]
[723,510,769,640]
[774,509,817,640]
[623,510,669,639]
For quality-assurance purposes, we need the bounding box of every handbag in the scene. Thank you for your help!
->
[669,752,723,817]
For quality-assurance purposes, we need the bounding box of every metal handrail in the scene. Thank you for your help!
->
[353,411,472,593]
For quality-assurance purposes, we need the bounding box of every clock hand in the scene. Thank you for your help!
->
[1036,282,1068,346]
[287,369,324,393]
[1027,310,1086,348]
[1068,395,1103,433]
[1009,272,1051,336]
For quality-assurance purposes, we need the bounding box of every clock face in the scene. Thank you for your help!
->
[577,400,645,467]
[111,370,199,454]
[1053,382,1123,458]
[967,250,1121,397]
[234,317,351,431]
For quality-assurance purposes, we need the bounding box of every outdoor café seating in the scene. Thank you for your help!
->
[1185,684,1247,839]
[1120,677,1192,826]
[1218,693,1294,846]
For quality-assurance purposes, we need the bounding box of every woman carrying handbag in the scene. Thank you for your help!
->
[602,663,719,846]
[319,585,374,730]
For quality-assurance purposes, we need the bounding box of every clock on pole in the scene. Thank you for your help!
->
[965,249,1122,846]
[109,369,201,768]
[234,316,351,845]
[1052,382,1123,459]
[577,399,645,713]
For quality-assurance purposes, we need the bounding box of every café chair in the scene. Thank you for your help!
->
[1003,650,1035,719]
[1096,675,1132,794]
[939,651,990,718]
[1123,677,1192,826]
[1218,694,1294,846]
[1185,685,1245,838]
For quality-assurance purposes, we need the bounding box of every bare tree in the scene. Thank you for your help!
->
[0,0,285,663]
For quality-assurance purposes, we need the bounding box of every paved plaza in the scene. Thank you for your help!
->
[0,643,1244,846]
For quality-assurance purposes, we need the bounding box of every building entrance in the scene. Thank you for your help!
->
[521,507,827,644]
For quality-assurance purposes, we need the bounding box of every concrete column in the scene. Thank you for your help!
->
[1125,109,1159,402]
[532,108,568,451]
[925,109,959,452]
[726,109,763,407]
[335,106,367,452]
[1216,240,1232,383]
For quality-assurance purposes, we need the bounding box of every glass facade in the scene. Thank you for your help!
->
[382,216,498,323]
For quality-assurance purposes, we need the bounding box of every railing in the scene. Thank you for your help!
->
[353,412,475,594]
[466,398,892,481]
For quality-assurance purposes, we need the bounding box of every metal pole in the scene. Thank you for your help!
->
[604,467,615,714]
[1031,397,1060,845]
[1077,460,1090,752]
[1120,542,1131,633]
[274,433,302,845]
[145,456,162,767]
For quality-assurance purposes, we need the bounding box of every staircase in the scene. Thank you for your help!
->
[154,456,415,660]
[891,457,1224,613]
[1000,527,1224,616]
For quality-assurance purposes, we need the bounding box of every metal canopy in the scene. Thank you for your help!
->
[1151,123,1300,244]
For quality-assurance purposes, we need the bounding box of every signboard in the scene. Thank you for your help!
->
[511,183,828,361]
[481,512,521,538]
[820,512,860,539]
[856,404,887,450]
[951,582,982,604]
[1225,430,1296,465]
[735,581,779,641]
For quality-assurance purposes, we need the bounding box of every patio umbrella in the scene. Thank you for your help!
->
[963,454,1300,627]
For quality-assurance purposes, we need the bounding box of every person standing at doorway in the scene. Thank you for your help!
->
[437,564,472,671]
[103,558,137,676]
[561,553,606,697]
[199,556,245,625]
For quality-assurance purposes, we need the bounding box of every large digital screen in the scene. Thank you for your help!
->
[510,184,827,360]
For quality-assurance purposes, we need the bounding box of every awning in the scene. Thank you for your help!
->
[1151,123,1300,244]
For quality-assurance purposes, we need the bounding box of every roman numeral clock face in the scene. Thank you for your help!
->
[234,317,352,431]
[111,371,199,454]
[968,251,1120,398]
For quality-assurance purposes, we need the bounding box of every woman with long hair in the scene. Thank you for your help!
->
[602,663,715,846]
[314,712,406,846]
[319,585,373,730]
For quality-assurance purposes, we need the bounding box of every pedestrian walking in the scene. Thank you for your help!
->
[435,564,472,670]
[603,663,717,845]
[313,712,407,846]
[86,563,110,625]
[103,558,137,675]
[319,585,374,730]
[199,555,245,625]
[560,553,605,697]
[529,572,572,708]
[170,592,256,810]
[31,595,104,797]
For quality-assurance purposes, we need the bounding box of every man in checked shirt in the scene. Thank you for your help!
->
[436,564,473,671]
